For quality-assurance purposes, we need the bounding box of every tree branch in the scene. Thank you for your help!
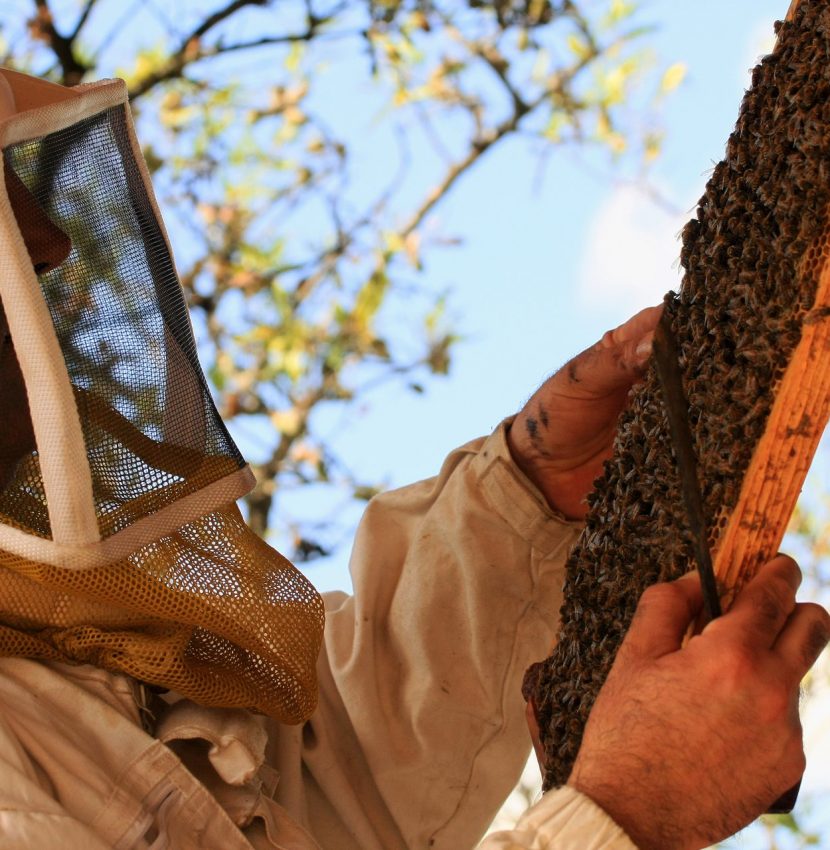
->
[29,0,91,85]
[127,0,355,100]
[69,0,98,41]
[247,385,325,536]
[127,0,267,98]
[399,38,607,238]
[399,97,531,238]
[466,36,529,117]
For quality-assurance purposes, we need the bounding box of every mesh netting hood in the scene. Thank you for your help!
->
[0,68,324,724]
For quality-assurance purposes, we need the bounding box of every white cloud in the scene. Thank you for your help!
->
[578,184,687,313]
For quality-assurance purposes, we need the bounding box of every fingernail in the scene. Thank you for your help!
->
[635,332,653,364]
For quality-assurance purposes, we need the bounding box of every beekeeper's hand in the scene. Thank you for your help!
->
[564,555,829,850]
[507,304,660,519]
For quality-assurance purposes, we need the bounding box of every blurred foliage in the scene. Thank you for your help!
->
[2,0,680,555]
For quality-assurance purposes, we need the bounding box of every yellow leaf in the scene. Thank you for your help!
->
[599,57,639,106]
[531,48,550,83]
[566,34,591,61]
[285,42,304,73]
[543,112,568,142]
[271,409,302,436]
[608,132,626,155]
[660,62,687,95]
[408,11,429,31]
[290,441,321,466]
[354,269,389,324]
[607,0,636,25]
[404,232,421,269]
[596,111,611,139]
[282,350,305,382]
[643,131,663,163]
[283,106,306,126]
[382,231,406,256]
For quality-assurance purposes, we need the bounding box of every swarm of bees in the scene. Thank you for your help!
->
[523,0,830,790]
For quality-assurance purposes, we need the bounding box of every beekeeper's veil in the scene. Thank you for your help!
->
[0,68,324,723]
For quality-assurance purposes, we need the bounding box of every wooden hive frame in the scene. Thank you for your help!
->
[715,246,830,609]
[525,0,830,790]
[713,0,828,608]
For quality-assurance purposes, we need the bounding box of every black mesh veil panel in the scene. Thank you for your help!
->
[4,106,244,538]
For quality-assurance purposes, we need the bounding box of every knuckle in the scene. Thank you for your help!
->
[779,737,807,787]
[752,580,791,625]
[716,643,758,687]
[640,582,679,607]
[773,552,800,581]
[802,614,830,668]
[789,744,807,778]
[599,328,618,349]
[756,685,792,725]
[631,583,681,625]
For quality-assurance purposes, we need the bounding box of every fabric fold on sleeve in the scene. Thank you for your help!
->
[479,786,639,850]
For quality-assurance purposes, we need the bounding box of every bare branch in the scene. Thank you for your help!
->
[69,0,98,41]
[89,0,145,67]
[399,97,531,238]
[193,0,268,41]
[29,0,91,85]
[247,384,327,535]
[398,33,616,238]
[127,0,269,98]
[127,0,355,100]
[464,34,529,117]
[412,101,454,165]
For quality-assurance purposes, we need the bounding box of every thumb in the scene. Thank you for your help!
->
[564,305,662,398]
[621,572,703,661]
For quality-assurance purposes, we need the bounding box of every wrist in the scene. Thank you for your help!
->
[566,770,685,850]
[505,422,590,520]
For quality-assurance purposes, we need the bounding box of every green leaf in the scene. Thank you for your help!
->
[354,268,389,326]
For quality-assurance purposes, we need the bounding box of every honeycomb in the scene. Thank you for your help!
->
[523,0,830,790]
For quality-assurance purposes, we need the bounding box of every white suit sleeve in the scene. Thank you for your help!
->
[478,787,639,850]
[269,419,582,849]
[0,720,114,850]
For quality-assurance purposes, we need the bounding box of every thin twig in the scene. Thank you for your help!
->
[127,0,354,100]
[69,0,98,41]
[398,34,620,238]
[128,0,269,98]
[30,0,90,84]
